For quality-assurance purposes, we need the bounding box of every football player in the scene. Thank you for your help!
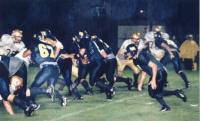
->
[66,31,115,99]
[160,34,191,88]
[143,26,190,88]
[91,36,116,89]
[0,55,36,116]
[128,44,187,111]
[70,32,93,95]
[0,29,25,56]
[57,48,84,99]
[61,31,94,97]
[23,29,67,105]
[144,26,174,61]
[116,32,140,89]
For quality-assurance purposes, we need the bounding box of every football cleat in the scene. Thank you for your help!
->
[58,84,65,91]
[106,87,115,99]
[61,96,67,107]
[31,103,40,111]
[126,78,132,90]
[46,86,55,102]
[185,82,191,88]
[164,81,169,87]
[133,82,138,88]
[176,89,187,102]
[76,96,84,100]
[106,91,112,99]
[70,84,83,100]
[160,106,171,112]
[85,90,93,95]
[24,105,34,117]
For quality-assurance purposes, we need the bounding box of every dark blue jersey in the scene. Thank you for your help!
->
[154,32,168,49]
[98,38,113,55]
[0,55,10,70]
[135,49,164,76]
[30,41,56,66]
[87,38,103,61]
[71,41,80,54]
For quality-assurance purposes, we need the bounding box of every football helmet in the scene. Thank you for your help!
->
[11,29,23,37]
[124,44,138,59]
[132,32,140,40]
[10,75,23,91]
[78,30,89,39]
[154,26,162,32]
[34,29,57,43]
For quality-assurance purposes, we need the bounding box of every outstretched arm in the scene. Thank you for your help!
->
[161,43,174,59]
[3,100,14,115]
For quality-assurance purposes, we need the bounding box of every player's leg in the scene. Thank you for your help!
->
[148,70,171,111]
[89,60,115,99]
[105,59,117,87]
[172,52,190,88]
[30,67,52,88]
[58,58,73,93]
[128,60,140,88]
[115,60,132,90]
[78,63,92,94]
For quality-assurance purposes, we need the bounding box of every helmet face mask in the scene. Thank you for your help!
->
[125,44,138,59]
[12,29,23,42]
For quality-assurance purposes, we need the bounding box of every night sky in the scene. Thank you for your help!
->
[0,0,198,52]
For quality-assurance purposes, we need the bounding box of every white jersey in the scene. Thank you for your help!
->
[0,34,25,56]
[137,39,146,53]
[165,39,178,49]
[116,39,134,60]
[144,31,168,61]
[15,48,31,67]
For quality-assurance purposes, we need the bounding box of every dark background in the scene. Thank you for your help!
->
[0,0,198,52]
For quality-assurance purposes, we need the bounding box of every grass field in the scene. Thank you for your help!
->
[0,64,199,121]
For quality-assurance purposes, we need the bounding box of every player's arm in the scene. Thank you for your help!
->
[161,43,174,59]
[148,61,157,90]
[3,100,14,115]
[96,40,108,58]
[138,71,147,91]
[60,53,75,59]
[54,40,64,59]
[23,49,32,58]
[118,42,127,55]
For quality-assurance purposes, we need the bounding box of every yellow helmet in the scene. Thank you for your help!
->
[132,32,140,39]
[154,26,162,32]
[79,32,84,37]
[10,75,23,90]
[91,35,97,39]
[11,29,23,37]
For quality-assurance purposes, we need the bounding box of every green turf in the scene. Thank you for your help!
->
[0,64,199,121]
